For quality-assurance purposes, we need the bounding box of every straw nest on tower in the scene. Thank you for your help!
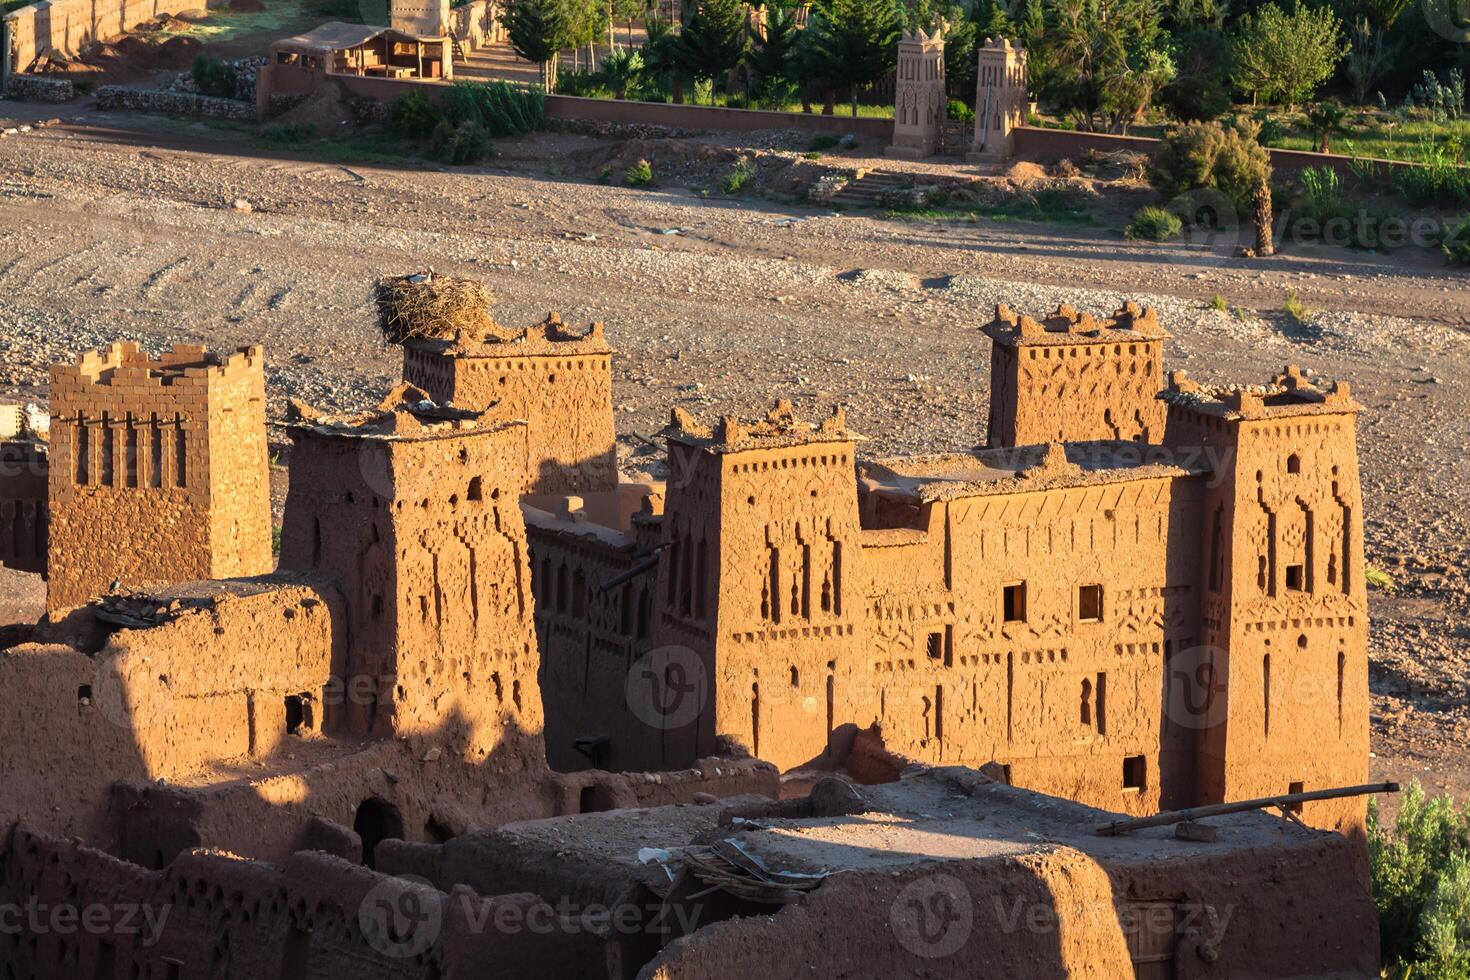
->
[373,272,496,344]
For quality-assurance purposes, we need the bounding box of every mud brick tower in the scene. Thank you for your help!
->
[658,402,864,769]
[984,301,1169,447]
[401,315,616,494]
[1161,367,1369,833]
[886,29,946,159]
[44,343,271,610]
[968,36,1028,163]
[278,386,545,766]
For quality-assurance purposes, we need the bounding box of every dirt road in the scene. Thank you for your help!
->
[0,113,1465,809]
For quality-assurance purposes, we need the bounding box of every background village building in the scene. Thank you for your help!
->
[968,37,1028,163]
[44,343,272,610]
[886,29,947,160]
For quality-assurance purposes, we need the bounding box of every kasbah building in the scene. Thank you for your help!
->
[0,287,1384,979]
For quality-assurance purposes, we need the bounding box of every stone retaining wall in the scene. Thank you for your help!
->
[2,73,75,102]
[95,84,255,120]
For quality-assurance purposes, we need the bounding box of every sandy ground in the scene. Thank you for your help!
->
[0,108,1465,816]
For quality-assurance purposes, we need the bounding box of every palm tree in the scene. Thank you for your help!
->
[1305,101,1348,154]
[603,48,645,98]
[798,0,903,117]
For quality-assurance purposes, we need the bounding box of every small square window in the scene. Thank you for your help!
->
[1285,565,1304,591]
[926,632,943,660]
[1078,584,1103,622]
[1123,755,1146,791]
[1287,780,1304,814]
[1003,583,1027,623]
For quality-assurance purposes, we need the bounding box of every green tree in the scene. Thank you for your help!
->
[746,3,799,95]
[799,0,904,116]
[1038,0,1174,132]
[1231,1,1347,110]
[501,0,572,89]
[675,0,749,103]
[1159,26,1233,121]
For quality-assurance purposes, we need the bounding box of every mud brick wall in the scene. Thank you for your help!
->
[45,343,271,610]
[0,825,601,979]
[639,830,1379,978]
[0,441,47,574]
[3,0,202,73]
[985,302,1169,448]
[0,581,340,851]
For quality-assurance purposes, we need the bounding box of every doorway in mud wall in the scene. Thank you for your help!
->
[354,797,405,870]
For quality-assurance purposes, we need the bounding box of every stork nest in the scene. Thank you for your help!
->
[373,274,496,344]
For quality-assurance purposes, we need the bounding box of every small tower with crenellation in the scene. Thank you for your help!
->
[45,343,272,610]
[401,314,616,495]
[983,302,1169,448]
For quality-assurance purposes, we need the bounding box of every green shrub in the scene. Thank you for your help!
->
[755,77,799,111]
[1394,153,1470,208]
[429,120,492,165]
[807,133,840,152]
[1150,119,1272,213]
[625,158,654,186]
[191,54,237,100]
[259,123,316,146]
[1444,216,1470,266]
[722,160,754,194]
[946,99,975,124]
[1125,205,1183,241]
[387,90,444,139]
[1371,785,1470,974]
[554,70,613,99]
[442,81,545,137]
[1284,290,1311,323]
[1209,293,1229,311]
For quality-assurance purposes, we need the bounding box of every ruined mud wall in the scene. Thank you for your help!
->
[0,441,46,575]
[0,582,340,852]
[45,343,271,610]
[640,836,1378,979]
[0,824,603,980]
